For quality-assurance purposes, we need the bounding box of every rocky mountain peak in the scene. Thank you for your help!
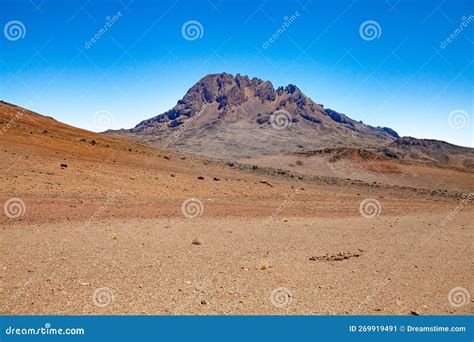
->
[130,72,400,149]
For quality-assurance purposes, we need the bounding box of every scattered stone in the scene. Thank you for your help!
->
[164,155,170,160]
[410,310,420,316]
[192,238,201,245]
[309,251,362,262]
[259,180,273,187]
[283,218,288,222]
[200,300,207,305]
[213,177,220,181]
[170,174,175,177]
[197,176,204,180]
[60,163,68,168]
[90,139,96,145]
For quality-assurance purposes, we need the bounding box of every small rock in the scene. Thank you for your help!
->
[410,310,420,316]
[259,180,273,187]
[60,163,68,168]
[213,177,220,181]
[170,174,175,177]
[192,238,201,245]
[200,300,207,305]
[197,176,204,180]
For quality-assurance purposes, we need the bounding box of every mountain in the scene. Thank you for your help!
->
[107,73,473,170]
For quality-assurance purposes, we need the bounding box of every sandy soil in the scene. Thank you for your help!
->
[0,102,473,315]
[1,213,472,315]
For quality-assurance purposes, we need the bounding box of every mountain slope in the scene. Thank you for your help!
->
[108,73,403,159]
[107,73,473,172]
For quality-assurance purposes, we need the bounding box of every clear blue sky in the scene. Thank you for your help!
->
[1,0,473,147]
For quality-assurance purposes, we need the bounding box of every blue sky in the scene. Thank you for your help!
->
[1,0,473,147]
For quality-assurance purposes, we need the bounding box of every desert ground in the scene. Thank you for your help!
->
[0,102,473,315]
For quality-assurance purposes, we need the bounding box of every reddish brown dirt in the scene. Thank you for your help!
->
[1,102,472,315]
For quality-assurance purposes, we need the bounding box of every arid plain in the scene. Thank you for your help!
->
[1,101,472,315]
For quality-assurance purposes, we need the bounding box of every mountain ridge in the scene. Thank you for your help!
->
[129,72,399,141]
[106,73,473,170]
